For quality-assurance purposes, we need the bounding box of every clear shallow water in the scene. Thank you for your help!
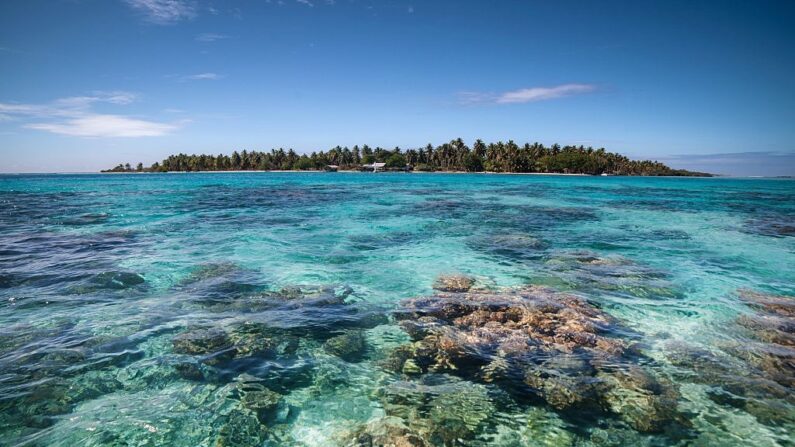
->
[0,172,793,446]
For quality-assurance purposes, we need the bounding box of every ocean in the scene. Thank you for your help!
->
[0,172,793,446]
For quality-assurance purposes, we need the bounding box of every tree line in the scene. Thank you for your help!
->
[103,138,711,176]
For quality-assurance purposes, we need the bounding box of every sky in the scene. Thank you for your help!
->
[1,0,794,175]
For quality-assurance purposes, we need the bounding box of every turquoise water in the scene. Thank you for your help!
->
[0,172,793,446]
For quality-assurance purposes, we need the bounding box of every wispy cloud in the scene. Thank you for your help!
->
[271,0,335,7]
[27,115,179,137]
[456,91,498,105]
[195,33,229,42]
[0,91,137,117]
[0,92,183,138]
[497,84,595,103]
[124,0,197,24]
[184,72,223,81]
[55,91,137,107]
[458,83,596,105]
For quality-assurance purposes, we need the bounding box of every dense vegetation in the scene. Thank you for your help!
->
[103,138,711,176]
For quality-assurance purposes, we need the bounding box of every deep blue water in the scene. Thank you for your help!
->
[0,173,793,446]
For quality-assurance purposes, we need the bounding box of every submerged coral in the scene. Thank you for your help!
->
[664,289,795,428]
[233,373,286,424]
[467,232,547,263]
[739,289,795,319]
[168,285,387,389]
[745,216,795,238]
[177,262,267,305]
[432,274,475,293]
[68,270,146,294]
[541,251,679,299]
[375,374,497,445]
[324,330,367,362]
[388,285,687,433]
[732,290,794,390]
[173,327,234,356]
[343,416,427,447]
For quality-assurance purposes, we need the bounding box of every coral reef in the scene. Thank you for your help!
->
[467,233,547,262]
[373,375,497,445]
[664,289,795,427]
[343,416,427,447]
[324,330,367,362]
[68,270,146,293]
[387,285,687,433]
[542,251,679,299]
[728,290,794,391]
[432,274,475,293]
[233,373,286,424]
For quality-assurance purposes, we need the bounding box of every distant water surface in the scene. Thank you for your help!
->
[0,173,793,446]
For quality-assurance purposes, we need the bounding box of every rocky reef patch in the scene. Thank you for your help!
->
[540,251,680,299]
[467,233,548,262]
[664,289,795,431]
[343,375,499,446]
[386,283,691,436]
[169,285,386,380]
[744,216,795,238]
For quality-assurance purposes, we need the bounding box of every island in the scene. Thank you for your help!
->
[103,138,712,176]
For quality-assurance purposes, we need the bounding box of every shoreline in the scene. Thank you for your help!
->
[21,171,790,179]
[99,170,606,176]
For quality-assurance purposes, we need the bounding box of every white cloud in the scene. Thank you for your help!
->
[497,84,595,103]
[459,83,596,105]
[124,0,197,24]
[0,91,138,118]
[0,103,45,116]
[456,91,497,105]
[95,91,137,105]
[184,72,223,80]
[26,115,179,137]
[54,91,137,108]
[0,91,182,138]
[296,0,314,6]
[195,33,229,42]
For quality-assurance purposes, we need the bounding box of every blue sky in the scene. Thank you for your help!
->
[1,0,793,175]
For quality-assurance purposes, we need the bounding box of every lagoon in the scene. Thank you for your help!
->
[0,173,793,446]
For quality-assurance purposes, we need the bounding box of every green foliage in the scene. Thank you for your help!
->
[293,157,314,170]
[385,153,407,168]
[103,138,711,176]
[464,153,483,172]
